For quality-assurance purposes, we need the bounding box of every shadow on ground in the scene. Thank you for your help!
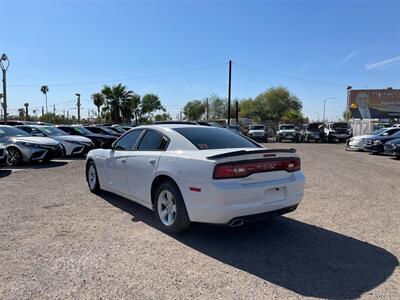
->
[7,161,68,170]
[0,169,12,178]
[98,191,398,299]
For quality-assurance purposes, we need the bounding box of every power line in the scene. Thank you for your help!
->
[233,62,361,88]
[9,62,228,88]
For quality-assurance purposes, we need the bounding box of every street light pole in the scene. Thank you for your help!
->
[76,93,81,123]
[323,97,336,122]
[0,54,10,125]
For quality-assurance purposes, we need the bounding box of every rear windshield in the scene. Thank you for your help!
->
[332,123,349,128]
[173,127,260,150]
[279,125,295,130]
[308,123,322,130]
[249,125,264,130]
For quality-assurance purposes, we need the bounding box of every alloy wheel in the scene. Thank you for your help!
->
[7,148,21,166]
[88,164,97,190]
[157,190,177,226]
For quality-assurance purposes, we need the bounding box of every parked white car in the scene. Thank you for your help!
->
[86,124,305,233]
[346,128,391,151]
[276,124,300,142]
[17,125,93,156]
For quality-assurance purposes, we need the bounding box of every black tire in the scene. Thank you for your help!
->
[154,181,190,234]
[7,147,22,166]
[86,160,100,193]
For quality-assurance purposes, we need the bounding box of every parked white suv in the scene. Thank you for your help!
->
[248,124,267,142]
[276,124,300,142]
[324,122,352,143]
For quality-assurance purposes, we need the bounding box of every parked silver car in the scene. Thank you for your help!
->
[0,125,63,166]
[17,125,93,156]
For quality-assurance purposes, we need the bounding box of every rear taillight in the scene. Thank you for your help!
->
[213,158,300,179]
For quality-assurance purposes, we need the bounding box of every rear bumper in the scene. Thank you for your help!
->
[384,149,400,156]
[181,171,305,224]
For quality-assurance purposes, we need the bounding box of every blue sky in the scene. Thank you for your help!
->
[2,0,400,121]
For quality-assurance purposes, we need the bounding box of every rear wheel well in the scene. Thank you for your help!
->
[151,175,180,207]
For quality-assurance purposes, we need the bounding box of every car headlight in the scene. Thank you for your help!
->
[18,142,42,148]
[373,140,382,145]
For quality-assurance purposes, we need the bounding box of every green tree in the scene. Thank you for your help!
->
[208,94,226,119]
[91,93,105,120]
[342,109,351,121]
[253,87,302,123]
[183,100,206,120]
[127,93,141,124]
[281,109,306,125]
[155,112,171,122]
[101,84,133,123]
[40,85,49,113]
[141,93,165,120]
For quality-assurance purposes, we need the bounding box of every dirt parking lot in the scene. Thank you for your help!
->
[0,143,399,299]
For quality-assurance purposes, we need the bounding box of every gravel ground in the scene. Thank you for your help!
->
[0,143,399,299]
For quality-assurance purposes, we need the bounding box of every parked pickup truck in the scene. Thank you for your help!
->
[248,124,267,142]
[324,122,352,143]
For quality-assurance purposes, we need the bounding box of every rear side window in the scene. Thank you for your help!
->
[114,130,143,151]
[173,127,260,150]
[137,130,165,151]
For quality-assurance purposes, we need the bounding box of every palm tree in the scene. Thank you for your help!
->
[91,93,105,121]
[40,85,49,113]
[101,84,133,123]
[24,103,29,120]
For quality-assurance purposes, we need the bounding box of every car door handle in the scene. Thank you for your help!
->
[148,159,156,165]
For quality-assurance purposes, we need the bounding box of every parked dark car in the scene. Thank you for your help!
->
[302,122,324,143]
[56,125,117,148]
[84,126,122,137]
[383,138,400,158]
[0,120,38,126]
[364,129,400,154]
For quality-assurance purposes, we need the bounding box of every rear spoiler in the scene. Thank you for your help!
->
[207,148,297,159]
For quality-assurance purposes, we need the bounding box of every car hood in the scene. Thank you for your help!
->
[53,135,92,143]
[351,135,372,140]
[249,130,265,133]
[85,133,116,140]
[10,136,59,145]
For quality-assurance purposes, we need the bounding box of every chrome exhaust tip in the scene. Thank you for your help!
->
[230,219,244,227]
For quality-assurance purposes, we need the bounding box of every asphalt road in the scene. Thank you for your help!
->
[0,143,399,299]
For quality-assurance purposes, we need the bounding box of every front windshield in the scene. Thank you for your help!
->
[41,126,67,136]
[372,128,387,135]
[111,127,126,133]
[100,127,117,134]
[0,126,31,138]
[250,125,265,130]
[332,123,349,129]
[73,127,93,135]
[279,125,295,130]
[308,123,322,130]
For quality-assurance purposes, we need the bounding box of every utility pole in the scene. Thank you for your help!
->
[88,108,90,123]
[76,93,81,123]
[42,106,44,117]
[67,110,69,120]
[53,104,56,115]
[206,97,209,120]
[227,59,232,126]
[1,54,10,124]
[235,101,239,125]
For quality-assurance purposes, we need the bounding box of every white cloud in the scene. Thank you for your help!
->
[365,55,400,70]
[342,51,358,64]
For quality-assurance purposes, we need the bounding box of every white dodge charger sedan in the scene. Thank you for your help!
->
[86,124,305,233]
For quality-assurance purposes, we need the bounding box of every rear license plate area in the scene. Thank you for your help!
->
[263,187,286,203]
